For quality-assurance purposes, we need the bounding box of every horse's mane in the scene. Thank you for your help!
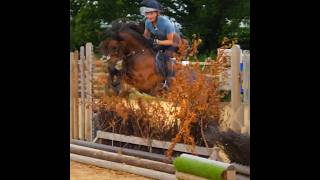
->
[119,26,154,50]
[100,19,138,39]
[109,19,144,34]
[106,19,154,50]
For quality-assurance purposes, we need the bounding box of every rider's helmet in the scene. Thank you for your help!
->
[140,0,162,15]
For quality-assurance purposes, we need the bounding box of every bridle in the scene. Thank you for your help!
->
[125,49,146,59]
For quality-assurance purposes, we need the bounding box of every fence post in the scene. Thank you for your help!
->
[231,45,241,109]
[242,51,250,104]
[72,51,79,139]
[85,43,93,141]
[230,45,243,133]
[242,104,250,135]
[70,52,74,139]
[241,51,250,135]
[79,46,86,140]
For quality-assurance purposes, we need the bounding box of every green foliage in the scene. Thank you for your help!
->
[70,0,250,51]
[197,51,215,62]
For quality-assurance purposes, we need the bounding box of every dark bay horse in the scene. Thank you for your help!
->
[99,21,204,97]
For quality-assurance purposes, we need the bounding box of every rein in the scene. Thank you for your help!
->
[125,49,146,59]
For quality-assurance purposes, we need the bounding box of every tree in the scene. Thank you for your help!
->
[70,0,101,50]
[70,0,250,52]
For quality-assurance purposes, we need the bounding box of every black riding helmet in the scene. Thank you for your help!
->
[141,0,162,10]
[140,0,162,14]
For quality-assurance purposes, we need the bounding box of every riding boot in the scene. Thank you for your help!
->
[163,56,175,89]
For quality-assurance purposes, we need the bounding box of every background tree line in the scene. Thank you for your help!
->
[70,0,249,55]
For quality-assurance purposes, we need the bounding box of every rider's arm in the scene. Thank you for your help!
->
[156,20,175,46]
[157,33,174,46]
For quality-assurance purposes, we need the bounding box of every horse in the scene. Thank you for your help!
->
[100,22,176,95]
[99,21,207,98]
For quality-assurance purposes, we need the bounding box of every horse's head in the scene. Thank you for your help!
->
[99,38,125,60]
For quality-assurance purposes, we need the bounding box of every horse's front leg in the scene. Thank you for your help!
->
[106,66,121,95]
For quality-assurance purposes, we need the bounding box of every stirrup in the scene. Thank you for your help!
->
[162,80,169,89]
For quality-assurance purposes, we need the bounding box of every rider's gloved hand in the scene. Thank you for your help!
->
[153,39,160,46]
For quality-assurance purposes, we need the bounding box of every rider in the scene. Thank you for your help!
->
[140,0,181,88]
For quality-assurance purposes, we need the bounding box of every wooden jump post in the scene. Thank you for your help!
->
[230,45,244,133]
[85,43,93,141]
[71,51,79,139]
[70,52,73,139]
[241,50,250,135]
[70,43,93,141]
